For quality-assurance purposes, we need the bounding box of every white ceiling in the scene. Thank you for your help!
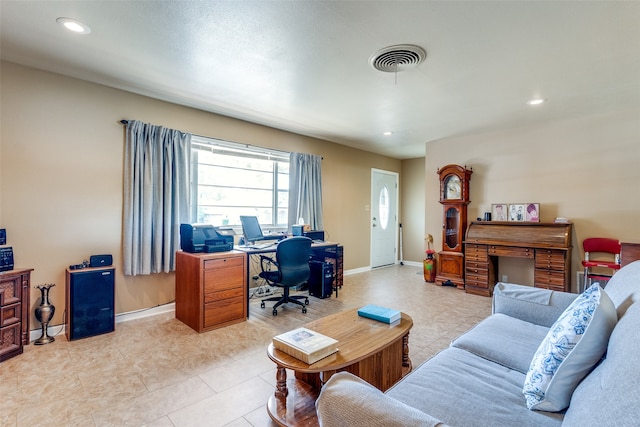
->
[1,1,639,159]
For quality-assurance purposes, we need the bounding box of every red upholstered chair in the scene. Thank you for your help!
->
[581,237,621,292]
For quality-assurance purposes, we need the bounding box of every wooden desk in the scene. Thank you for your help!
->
[235,241,343,314]
[464,222,573,296]
[266,308,413,427]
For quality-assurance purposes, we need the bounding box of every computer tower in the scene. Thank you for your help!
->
[308,261,334,299]
[65,267,115,340]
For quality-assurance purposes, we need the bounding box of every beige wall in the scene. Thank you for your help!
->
[400,158,427,263]
[0,61,400,326]
[425,108,640,292]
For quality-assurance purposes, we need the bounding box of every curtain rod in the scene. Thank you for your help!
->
[119,119,322,159]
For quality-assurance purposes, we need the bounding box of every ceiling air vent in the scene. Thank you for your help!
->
[369,44,427,73]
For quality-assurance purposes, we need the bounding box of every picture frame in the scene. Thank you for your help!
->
[525,203,540,222]
[491,203,508,221]
[508,204,526,222]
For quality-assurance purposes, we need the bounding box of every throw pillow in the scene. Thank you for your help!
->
[523,284,617,412]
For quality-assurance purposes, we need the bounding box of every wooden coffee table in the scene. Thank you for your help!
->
[266,308,413,427]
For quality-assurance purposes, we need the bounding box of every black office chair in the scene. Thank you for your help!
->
[259,236,312,315]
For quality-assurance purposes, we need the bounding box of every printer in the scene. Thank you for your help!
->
[179,224,234,253]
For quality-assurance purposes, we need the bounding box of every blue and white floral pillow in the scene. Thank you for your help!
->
[523,284,617,412]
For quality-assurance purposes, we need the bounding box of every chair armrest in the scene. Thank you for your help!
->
[492,282,578,328]
[258,255,280,284]
[259,254,277,271]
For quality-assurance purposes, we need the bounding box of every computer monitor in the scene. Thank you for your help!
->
[239,215,264,243]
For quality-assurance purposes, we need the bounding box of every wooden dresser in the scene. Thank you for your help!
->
[1,268,33,362]
[175,251,247,333]
[464,222,572,296]
[621,242,640,267]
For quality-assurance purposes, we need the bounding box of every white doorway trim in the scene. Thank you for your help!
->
[370,168,399,268]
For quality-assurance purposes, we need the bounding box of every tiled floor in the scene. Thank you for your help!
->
[0,265,491,427]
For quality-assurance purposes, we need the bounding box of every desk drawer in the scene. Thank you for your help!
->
[204,267,244,292]
[0,302,20,327]
[204,296,245,327]
[465,278,489,289]
[465,261,488,271]
[535,269,566,288]
[534,282,566,292]
[465,271,488,283]
[203,256,244,271]
[535,258,566,271]
[204,286,244,304]
[535,250,566,270]
[489,246,533,258]
[465,244,488,261]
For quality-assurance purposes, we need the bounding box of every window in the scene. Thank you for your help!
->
[190,136,289,229]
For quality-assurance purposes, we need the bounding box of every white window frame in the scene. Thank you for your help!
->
[190,135,290,232]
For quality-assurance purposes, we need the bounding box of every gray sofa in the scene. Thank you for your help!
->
[316,260,640,427]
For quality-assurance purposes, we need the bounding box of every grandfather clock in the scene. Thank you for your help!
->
[435,164,472,289]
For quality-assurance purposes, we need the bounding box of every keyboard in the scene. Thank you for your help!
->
[253,242,275,249]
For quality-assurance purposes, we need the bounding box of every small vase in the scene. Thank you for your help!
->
[423,253,436,283]
[34,284,56,345]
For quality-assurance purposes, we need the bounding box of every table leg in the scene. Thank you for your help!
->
[402,333,410,368]
[275,366,288,399]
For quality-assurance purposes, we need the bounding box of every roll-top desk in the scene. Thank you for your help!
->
[464,222,572,296]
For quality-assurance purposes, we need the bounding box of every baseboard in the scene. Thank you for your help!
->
[29,325,66,343]
[344,266,370,276]
[115,302,176,323]
[400,260,422,267]
[29,302,176,342]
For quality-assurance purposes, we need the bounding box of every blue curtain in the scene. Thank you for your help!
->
[123,121,191,275]
[288,153,324,231]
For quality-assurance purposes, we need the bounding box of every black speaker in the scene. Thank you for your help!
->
[89,254,112,268]
[308,261,334,299]
[66,267,115,340]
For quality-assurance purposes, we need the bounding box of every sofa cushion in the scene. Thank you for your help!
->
[451,313,549,374]
[493,282,577,328]
[523,284,617,412]
[563,302,640,425]
[316,372,445,427]
[386,347,563,427]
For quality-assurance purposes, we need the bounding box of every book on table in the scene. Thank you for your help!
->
[272,327,339,364]
[357,304,401,324]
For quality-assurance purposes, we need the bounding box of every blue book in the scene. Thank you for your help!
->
[357,304,401,324]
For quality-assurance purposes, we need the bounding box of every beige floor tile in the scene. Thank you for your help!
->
[199,350,276,393]
[168,376,274,427]
[1,265,491,427]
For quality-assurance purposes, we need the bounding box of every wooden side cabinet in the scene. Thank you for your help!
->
[0,268,33,362]
[175,251,247,333]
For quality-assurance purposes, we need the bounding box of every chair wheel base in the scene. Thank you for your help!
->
[260,302,265,308]
[302,307,307,313]
[272,309,278,316]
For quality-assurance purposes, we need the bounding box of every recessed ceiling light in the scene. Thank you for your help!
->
[526,98,546,106]
[383,131,393,136]
[56,17,91,34]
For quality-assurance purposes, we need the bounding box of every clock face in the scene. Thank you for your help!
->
[444,175,461,200]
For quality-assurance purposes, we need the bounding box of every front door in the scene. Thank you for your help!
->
[371,169,398,268]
